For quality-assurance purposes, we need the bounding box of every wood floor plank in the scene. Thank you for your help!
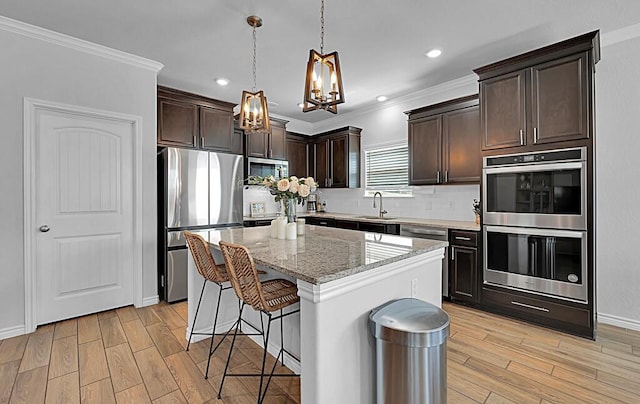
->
[53,319,77,340]
[80,378,115,404]
[18,332,53,373]
[448,336,510,369]
[114,383,151,404]
[170,328,188,350]
[448,368,490,402]
[146,324,184,358]
[77,316,101,345]
[10,365,48,404]
[0,360,20,403]
[165,351,216,404]
[116,306,140,324]
[45,372,80,404]
[157,306,186,330]
[97,310,117,321]
[99,317,128,348]
[49,335,78,379]
[122,319,154,353]
[153,390,188,404]
[105,343,143,393]
[78,339,109,387]
[598,324,640,346]
[172,302,188,323]
[133,347,179,400]
[35,324,55,335]
[553,365,640,403]
[447,346,470,364]
[597,369,640,396]
[485,392,519,404]
[447,388,480,403]
[0,335,28,364]
[137,307,163,327]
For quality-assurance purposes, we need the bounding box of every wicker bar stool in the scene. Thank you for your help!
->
[183,231,264,379]
[217,240,300,404]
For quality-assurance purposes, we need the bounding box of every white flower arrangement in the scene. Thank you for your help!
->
[249,175,317,205]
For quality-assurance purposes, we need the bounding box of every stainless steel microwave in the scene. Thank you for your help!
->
[247,157,288,180]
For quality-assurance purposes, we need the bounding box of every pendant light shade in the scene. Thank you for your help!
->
[303,0,345,114]
[239,16,271,133]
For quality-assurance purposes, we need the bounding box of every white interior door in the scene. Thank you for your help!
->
[35,108,135,324]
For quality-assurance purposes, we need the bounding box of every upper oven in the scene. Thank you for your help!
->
[482,147,587,230]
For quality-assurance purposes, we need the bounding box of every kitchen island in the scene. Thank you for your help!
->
[186,225,447,404]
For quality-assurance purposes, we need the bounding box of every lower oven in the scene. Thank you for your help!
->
[483,225,587,302]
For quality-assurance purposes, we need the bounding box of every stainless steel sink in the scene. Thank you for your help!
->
[355,215,396,220]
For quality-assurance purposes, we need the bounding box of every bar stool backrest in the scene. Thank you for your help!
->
[184,231,227,283]
[219,241,268,312]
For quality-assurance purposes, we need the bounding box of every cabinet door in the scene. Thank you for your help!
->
[443,105,481,183]
[246,132,268,158]
[480,70,527,150]
[286,137,309,177]
[158,98,198,147]
[231,127,244,155]
[531,52,589,145]
[330,136,348,188]
[313,140,330,187]
[269,124,287,160]
[450,246,478,303]
[199,106,233,152]
[408,115,442,185]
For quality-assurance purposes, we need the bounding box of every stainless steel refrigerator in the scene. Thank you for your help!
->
[158,148,243,302]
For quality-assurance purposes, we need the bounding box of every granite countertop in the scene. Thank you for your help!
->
[244,212,480,231]
[200,226,448,284]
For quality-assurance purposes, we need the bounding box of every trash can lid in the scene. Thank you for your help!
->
[369,298,450,347]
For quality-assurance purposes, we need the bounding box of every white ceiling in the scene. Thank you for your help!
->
[1,1,639,124]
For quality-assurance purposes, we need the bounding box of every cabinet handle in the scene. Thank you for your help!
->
[510,301,550,312]
[533,127,538,143]
[201,136,205,146]
[193,135,197,146]
[455,236,471,241]
[445,170,448,183]
[519,129,524,145]
[451,247,455,260]
[324,178,328,187]
[437,171,440,183]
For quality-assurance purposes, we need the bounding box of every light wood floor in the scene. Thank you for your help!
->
[1,301,639,403]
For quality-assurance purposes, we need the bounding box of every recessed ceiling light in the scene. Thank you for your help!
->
[376,95,388,102]
[425,49,442,58]
[215,77,229,86]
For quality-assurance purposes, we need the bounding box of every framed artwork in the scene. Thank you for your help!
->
[250,201,266,217]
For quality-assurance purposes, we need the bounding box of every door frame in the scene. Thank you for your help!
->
[23,98,144,333]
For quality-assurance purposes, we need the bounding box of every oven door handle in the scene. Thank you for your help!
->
[484,225,585,239]
[483,161,584,174]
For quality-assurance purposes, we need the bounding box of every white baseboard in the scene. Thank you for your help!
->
[0,325,26,340]
[142,295,159,307]
[598,312,640,332]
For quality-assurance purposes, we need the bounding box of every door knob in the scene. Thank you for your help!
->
[39,225,50,232]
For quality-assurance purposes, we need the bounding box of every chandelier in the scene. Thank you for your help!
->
[302,0,345,114]
[239,16,270,133]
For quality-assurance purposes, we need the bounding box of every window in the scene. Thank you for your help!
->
[364,145,412,197]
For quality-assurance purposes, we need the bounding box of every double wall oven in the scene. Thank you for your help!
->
[482,147,588,302]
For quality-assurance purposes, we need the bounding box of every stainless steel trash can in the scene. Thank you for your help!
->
[369,298,450,404]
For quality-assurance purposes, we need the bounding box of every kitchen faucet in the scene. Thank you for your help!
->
[373,192,387,218]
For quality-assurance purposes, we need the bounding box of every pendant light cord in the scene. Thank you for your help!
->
[320,0,324,54]
[252,25,257,92]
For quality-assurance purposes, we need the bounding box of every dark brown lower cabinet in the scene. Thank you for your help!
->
[449,230,480,304]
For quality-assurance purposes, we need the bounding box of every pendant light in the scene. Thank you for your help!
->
[303,0,345,114]
[239,15,270,133]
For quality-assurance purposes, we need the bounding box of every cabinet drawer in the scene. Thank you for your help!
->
[482,287,591,329]
[450,230,477,247]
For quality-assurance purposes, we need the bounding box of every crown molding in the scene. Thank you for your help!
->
[0,15,163,73]
[601,22,640,47]
[270,113,314,135]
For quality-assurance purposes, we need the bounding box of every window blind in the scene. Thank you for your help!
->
[364,145,410,194]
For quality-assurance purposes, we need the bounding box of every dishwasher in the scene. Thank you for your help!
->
[399,224,450,297]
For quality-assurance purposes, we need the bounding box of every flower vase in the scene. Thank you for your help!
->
[475,214,480,225]
[284,199,297,223]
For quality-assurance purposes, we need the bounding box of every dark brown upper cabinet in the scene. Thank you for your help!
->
[310,126,361,188]
[286,132,310,177]
[407,95,481,185]
[157,86,237,153]
[245,118,288,160]
[475,31,599,152]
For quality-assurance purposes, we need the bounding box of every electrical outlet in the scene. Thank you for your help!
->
[411,279,417,297]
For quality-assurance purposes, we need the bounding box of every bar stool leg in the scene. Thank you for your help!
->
[204,283,223,379]
[186,279,207,351]
[218,303,245,399]
[257,313,272,404]
[279,308,285,366]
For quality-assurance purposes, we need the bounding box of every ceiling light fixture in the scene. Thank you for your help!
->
[215,78,229,86]
[425,49,442,58]
[302,0,345,114]
[238,15,270,133]
[376,95,388,102]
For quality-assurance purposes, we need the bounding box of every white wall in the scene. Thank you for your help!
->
[0,21,160,334]
[595,35,640,328]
